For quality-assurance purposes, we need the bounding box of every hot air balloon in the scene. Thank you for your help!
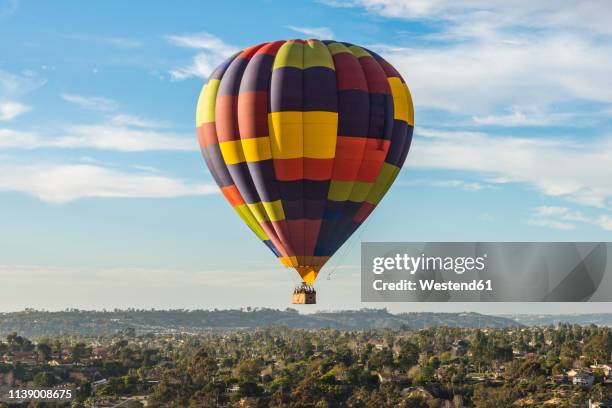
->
[195,39,413,304]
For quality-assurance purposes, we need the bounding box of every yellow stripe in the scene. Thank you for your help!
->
[348,45,371,58]
[327,180,353,201]
[269,112,303,159]
[196,79,220,127]
[304,40,335,70]
[234,204,268,241]
[247,201,286,222]
[273,41,303,70]
[348,181,372,202]
[405,82,415,126]
[262,200,285,221]
[388,77,410,122]
[326,42,350,56]
[219,140,245,165]
[303,111,338,159]
[242,136,272,162]
[279,256,298,267]
[366,163,400,204]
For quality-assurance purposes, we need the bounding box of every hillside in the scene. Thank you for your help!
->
[506,313,612,327]
[0,309,520,337]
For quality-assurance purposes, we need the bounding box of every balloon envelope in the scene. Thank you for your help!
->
[196,39,413,284]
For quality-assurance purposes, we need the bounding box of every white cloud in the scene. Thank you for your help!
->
[320,0,612,37]
[527,206,611,231]
[110,114,168,128]
[165,32,236,53]
[0,162,216,203]
[0,69,46,96]
[286,25,334,39]
[400,178,489,191]
[598,215,612,231]
[0,101,29,121]
[168,53,225,80]
[378,34,612,114]
[57,124,195,151]
[409,128,612,208]
[61,93,119,111]
[166,32,238,80]
[472,106,576,127]
[0,124,195,152]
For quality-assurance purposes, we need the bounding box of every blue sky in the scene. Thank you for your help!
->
[1,0,611,312]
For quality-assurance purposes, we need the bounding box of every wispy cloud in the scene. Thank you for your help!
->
[0,69,46,96]
[377,35,612,114]
[0,162,216,203]
[110,114,169,128]
[320,1,612,37]
[286,25,334,39]
[0,101,29,121]
[410,128,612,209]
[165,32,238,80]
[60,93,119,111]
[527,206,611,231]
[400,178,490,191]
[0,123,195,152]
[472,106,575,127]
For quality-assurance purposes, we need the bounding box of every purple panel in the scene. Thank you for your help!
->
[246,160,279,203]
[240,54,275,93]
[303,67,337,112]
[226,161,261,204]
[270,67,303,112]
[337,89,370,137]
[203,144,233,187]
[218,57,249,96]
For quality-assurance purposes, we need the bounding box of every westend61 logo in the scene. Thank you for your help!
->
[372,253,487,275]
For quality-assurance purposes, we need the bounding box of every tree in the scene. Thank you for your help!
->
[235,359,260,383]
[33,371,55,387]
[397,342,419,370]
[35,343,52,362]
[71,342,89,363]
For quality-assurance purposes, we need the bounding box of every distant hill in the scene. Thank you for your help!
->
[0,309,520,338]
[505,313,612,327]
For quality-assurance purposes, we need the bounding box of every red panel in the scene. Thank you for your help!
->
[332,136,367,181]
[285,219,322,256]
[354,202,376,223]
[255,40,285,56]
[376,57,402,79]
[197,123,218,149]
[304,158,334,180]
[356,139,390,182]
[215,95,240,142]
[335,136,367,158]
[238,91,268,139]
[332,52,368,91]
[273,158,303,181]
[269,220,296,257]
[260,221,290,258]
[274,158,334,181]
[239,43,264,60]
[359,56,392,94]
[220,184,244,207]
